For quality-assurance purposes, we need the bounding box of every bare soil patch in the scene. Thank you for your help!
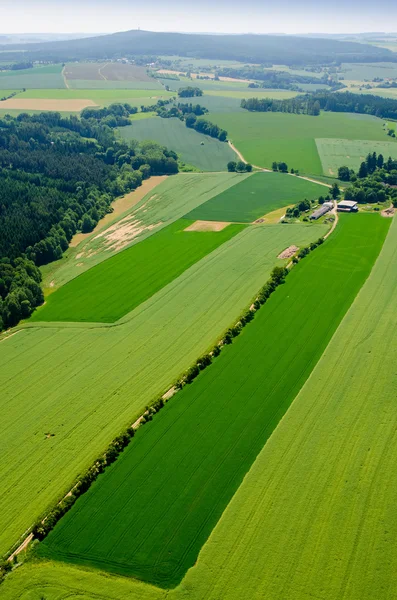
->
[381,206,395,218]
[184,220,231,232]
[69,176,166,248]
[278,245,299,259]
[101,63,153,82]
[0,98,98,111]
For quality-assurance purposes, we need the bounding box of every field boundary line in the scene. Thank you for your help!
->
[0,330,22,343]
[98,63,110,81]
[61,66,70,89]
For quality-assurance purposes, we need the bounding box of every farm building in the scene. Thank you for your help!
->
[337,200,358,212]
[310,203,332,220]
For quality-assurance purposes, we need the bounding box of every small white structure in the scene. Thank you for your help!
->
[337,200,358,212]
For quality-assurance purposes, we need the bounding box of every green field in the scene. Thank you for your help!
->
[209,111,390,174]
[68,79,162,90]
[18,88,173,103]
[340,61,397,81]
[176,214,397,600]
[37,214,388,588]
[185,172,326,222]
[31,220,243,323]
[0,64,65,89]
[119,117,237,172]
[316,138,397,175]
[0,222,325,557]
[157,77,251,93]
[42,173,248,289]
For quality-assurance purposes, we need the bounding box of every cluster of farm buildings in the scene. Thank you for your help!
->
[310,200,358,220]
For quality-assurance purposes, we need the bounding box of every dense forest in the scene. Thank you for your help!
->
[241,91,397,119]
[0,30,393,66]
[0,110,178,330]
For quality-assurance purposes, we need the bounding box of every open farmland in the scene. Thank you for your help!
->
[0,64,65,89]
[119,117,237,172]
[42,173,248,289]
[185,172,326,222]
[37,214,388,587]
[32,220,243,323]
[0,222,326,557]
[64,62,155,82]
[176,214,397,600]
[208,111,390,174]
[316,138,397,175]
[0,97,98,111]
[339,61,397,81]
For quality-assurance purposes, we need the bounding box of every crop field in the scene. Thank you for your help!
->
[339,61,397,81]
[0,64,65,89]
[185,172,326,222]
[316,138,397,175]
[0,222,326,557]
[119,117,237,172]
[0,97,98,111]
[206,89,301,99]
[209,111,391,174]
[177,214,397,600]
[32,220,243,323]
[43,173,247,289]
[37,214,388,587]
[64,62,154,82]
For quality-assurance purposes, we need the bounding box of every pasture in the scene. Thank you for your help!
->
[185,172,326,222]
[209,111,391,174]
[0,64,65,89]
[119,117,237,172]
[42,172,247,289]
[316,138,397,175]
[37,214,388,587]
[178,214,397,600]
[339,61,397,81]
[31,220,243,323]
[0,222,326,557]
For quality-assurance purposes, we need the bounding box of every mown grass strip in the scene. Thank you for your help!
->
[38,214,390,587]
[31,219,244,323]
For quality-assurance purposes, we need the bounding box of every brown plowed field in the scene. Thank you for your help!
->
[0,98,98,111]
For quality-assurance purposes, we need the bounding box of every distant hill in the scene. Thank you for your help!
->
[0,30,394,65]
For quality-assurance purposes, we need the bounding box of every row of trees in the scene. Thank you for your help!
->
[0,112,179,330]
[217,66,341,91]
[227,161,253,172]
[185,114,227,141]
[241,91,397,120]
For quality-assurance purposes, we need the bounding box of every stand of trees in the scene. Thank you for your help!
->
[216,67,342,91]
[185,115,227,141]
[0,112,178,330]
[80,103,138,127]
[227,161,252,172]
[340,152,397,204]
[178,86,203,98]
[241,91,397,120]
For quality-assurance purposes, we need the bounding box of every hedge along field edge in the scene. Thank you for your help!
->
[1,234,323,574]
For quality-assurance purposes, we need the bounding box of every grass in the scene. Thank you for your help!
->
[41,173,247,289]
[185,172,326,222]
[206,89,301,99]
[31,219,243,323]
[176,213,397,600]
[316,138,397,176]
[118,117,237,172]
[208,111,390,175]
[0,222,326,557]
[68,79,162,90]
[339,61,397,81]
[0,64,65,89]
[36,214,388,588]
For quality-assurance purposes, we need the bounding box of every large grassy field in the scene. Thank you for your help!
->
[185,172,326,222]
[42,173,248,289]
[176,214,397,600]
[32,220,243,323]
[119,117,236,172]
[0,222,326,557]
[316,138,397,175]
[37,214,388,588]
[209,111,390,174]
[0,64,65,89]
[339,61,397,81]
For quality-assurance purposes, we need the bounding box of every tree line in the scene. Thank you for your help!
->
[241,91,397,120]
[0,112,179,331]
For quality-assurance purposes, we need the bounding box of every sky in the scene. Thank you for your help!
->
[1,0,397,35]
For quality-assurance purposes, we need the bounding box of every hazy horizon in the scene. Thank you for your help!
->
[3,0,397,37]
